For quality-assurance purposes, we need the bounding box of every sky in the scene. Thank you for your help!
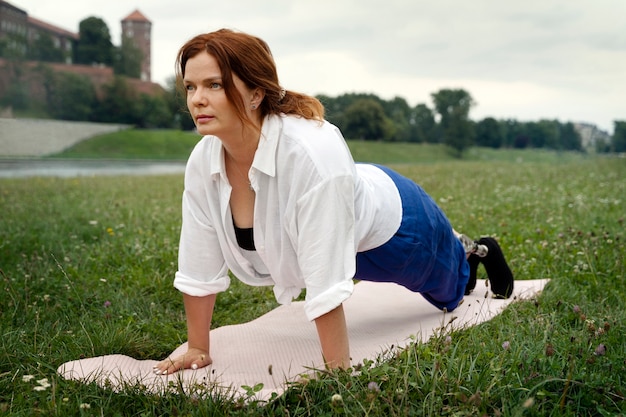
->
[17,0,626,133]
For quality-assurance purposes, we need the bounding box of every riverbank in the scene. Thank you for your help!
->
[0,118,129,157]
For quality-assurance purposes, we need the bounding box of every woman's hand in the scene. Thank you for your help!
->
[153,347,213,375]
[153,293,216,375]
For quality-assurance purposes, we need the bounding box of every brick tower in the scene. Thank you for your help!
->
[121,10,151,81]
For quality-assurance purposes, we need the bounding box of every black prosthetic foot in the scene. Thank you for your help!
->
[477,237,514,298]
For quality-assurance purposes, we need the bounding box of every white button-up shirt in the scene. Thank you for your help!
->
[174,114,401,320]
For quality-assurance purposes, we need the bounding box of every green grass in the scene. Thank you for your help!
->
[1,134,625,416]
[49,129,202,160]
[50,127,592,165]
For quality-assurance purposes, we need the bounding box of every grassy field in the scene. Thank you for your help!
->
[48,128,594,164]
[1,131,625,416]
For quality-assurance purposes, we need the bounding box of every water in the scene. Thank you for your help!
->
[0,159,187,178]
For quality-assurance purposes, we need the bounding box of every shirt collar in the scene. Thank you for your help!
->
[207,114,282,182]
[252,114,281,178]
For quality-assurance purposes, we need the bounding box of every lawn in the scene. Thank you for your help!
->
[1,134,624,416]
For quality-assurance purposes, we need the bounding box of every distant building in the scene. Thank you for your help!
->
[121,10,152,82]
[0,2,162,117]
[0,0,78,63]
[574,122,611,150]
[0,1,152,81]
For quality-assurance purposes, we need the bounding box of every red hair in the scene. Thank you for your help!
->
[176,29,324,131]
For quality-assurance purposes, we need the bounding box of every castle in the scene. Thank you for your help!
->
[0,0,153,82]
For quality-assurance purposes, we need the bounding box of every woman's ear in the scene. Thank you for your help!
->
[251,88,266,109]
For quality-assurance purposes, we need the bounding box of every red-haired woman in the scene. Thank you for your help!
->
[153,29,513,374]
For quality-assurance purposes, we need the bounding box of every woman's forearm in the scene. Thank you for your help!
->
[314,304,350,369]
[184,293,216,352]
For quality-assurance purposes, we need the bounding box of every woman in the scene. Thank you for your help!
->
[154,29,513,374]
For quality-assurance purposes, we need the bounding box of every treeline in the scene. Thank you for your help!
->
[2,13,624,154]
[2,61,625,155]
[320,91,624,154]
[0,62,177,128]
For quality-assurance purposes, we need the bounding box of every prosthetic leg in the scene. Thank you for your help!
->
[458,234,514,298]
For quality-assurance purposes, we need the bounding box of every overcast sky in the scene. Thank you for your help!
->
[18,0,625,132]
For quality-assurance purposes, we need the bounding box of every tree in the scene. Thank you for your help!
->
[475,117,503,148]
[0,59,28,111]
[136,93,174,128]
[559,122,582,151]
[343,98,391,140]
[501,119,527,148]
[74,17,113,66]
[526,120,559,149]
[431,88,475,156]
[43,68,97,120]
[93,76,140,124]
[382,97,412,141]
[165,76,195,130]
[412,104,436,143]
[612,121,626,153]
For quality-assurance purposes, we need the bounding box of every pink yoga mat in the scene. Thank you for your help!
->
[58,279,548,401]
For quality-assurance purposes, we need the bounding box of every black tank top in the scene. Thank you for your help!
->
[233,222,256,251]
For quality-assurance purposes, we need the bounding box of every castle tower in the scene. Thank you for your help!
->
[121,9,151,81]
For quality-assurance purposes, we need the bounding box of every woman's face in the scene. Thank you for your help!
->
[183,51,255,139]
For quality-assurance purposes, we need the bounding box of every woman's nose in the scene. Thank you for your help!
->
[190,88,207,106]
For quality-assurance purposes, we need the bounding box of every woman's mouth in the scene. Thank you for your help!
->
[196,115,214,123]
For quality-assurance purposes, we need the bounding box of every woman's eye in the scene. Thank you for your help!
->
[185,84,195,92]
[209,82,222,89]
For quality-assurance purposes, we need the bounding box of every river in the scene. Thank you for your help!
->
[0,158,187,178]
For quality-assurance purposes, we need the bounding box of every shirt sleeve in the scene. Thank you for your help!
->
[295,175,356,321]
[173,158,230,296]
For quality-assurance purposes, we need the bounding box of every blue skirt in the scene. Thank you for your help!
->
[355,165,469,311]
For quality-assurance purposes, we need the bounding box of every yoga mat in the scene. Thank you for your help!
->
[57,279,548,401]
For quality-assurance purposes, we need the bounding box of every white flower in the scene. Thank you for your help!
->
[79,403,91,409]
[36,378,50,387]
[22,375,35,382]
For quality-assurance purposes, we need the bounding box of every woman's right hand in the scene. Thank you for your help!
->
[153,347,213,375]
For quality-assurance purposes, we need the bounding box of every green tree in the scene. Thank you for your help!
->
[0,59,28,111]
[113,35,143,78]
[431,88,475,156]
[527,120,559,149]
[412,104,436,143]
[475,117,503,148]
[165,76,195,130]
[559,122,582,151]
[136,93,174,128]
[343,98,392,140]
[501,119,528,148]
[43,68,97,120]
[612,121,626,153]
[93,76,140,124]
[74,17,113,65]
[382,96,411,141]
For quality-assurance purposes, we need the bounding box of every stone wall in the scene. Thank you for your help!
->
[0,118,129,157]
